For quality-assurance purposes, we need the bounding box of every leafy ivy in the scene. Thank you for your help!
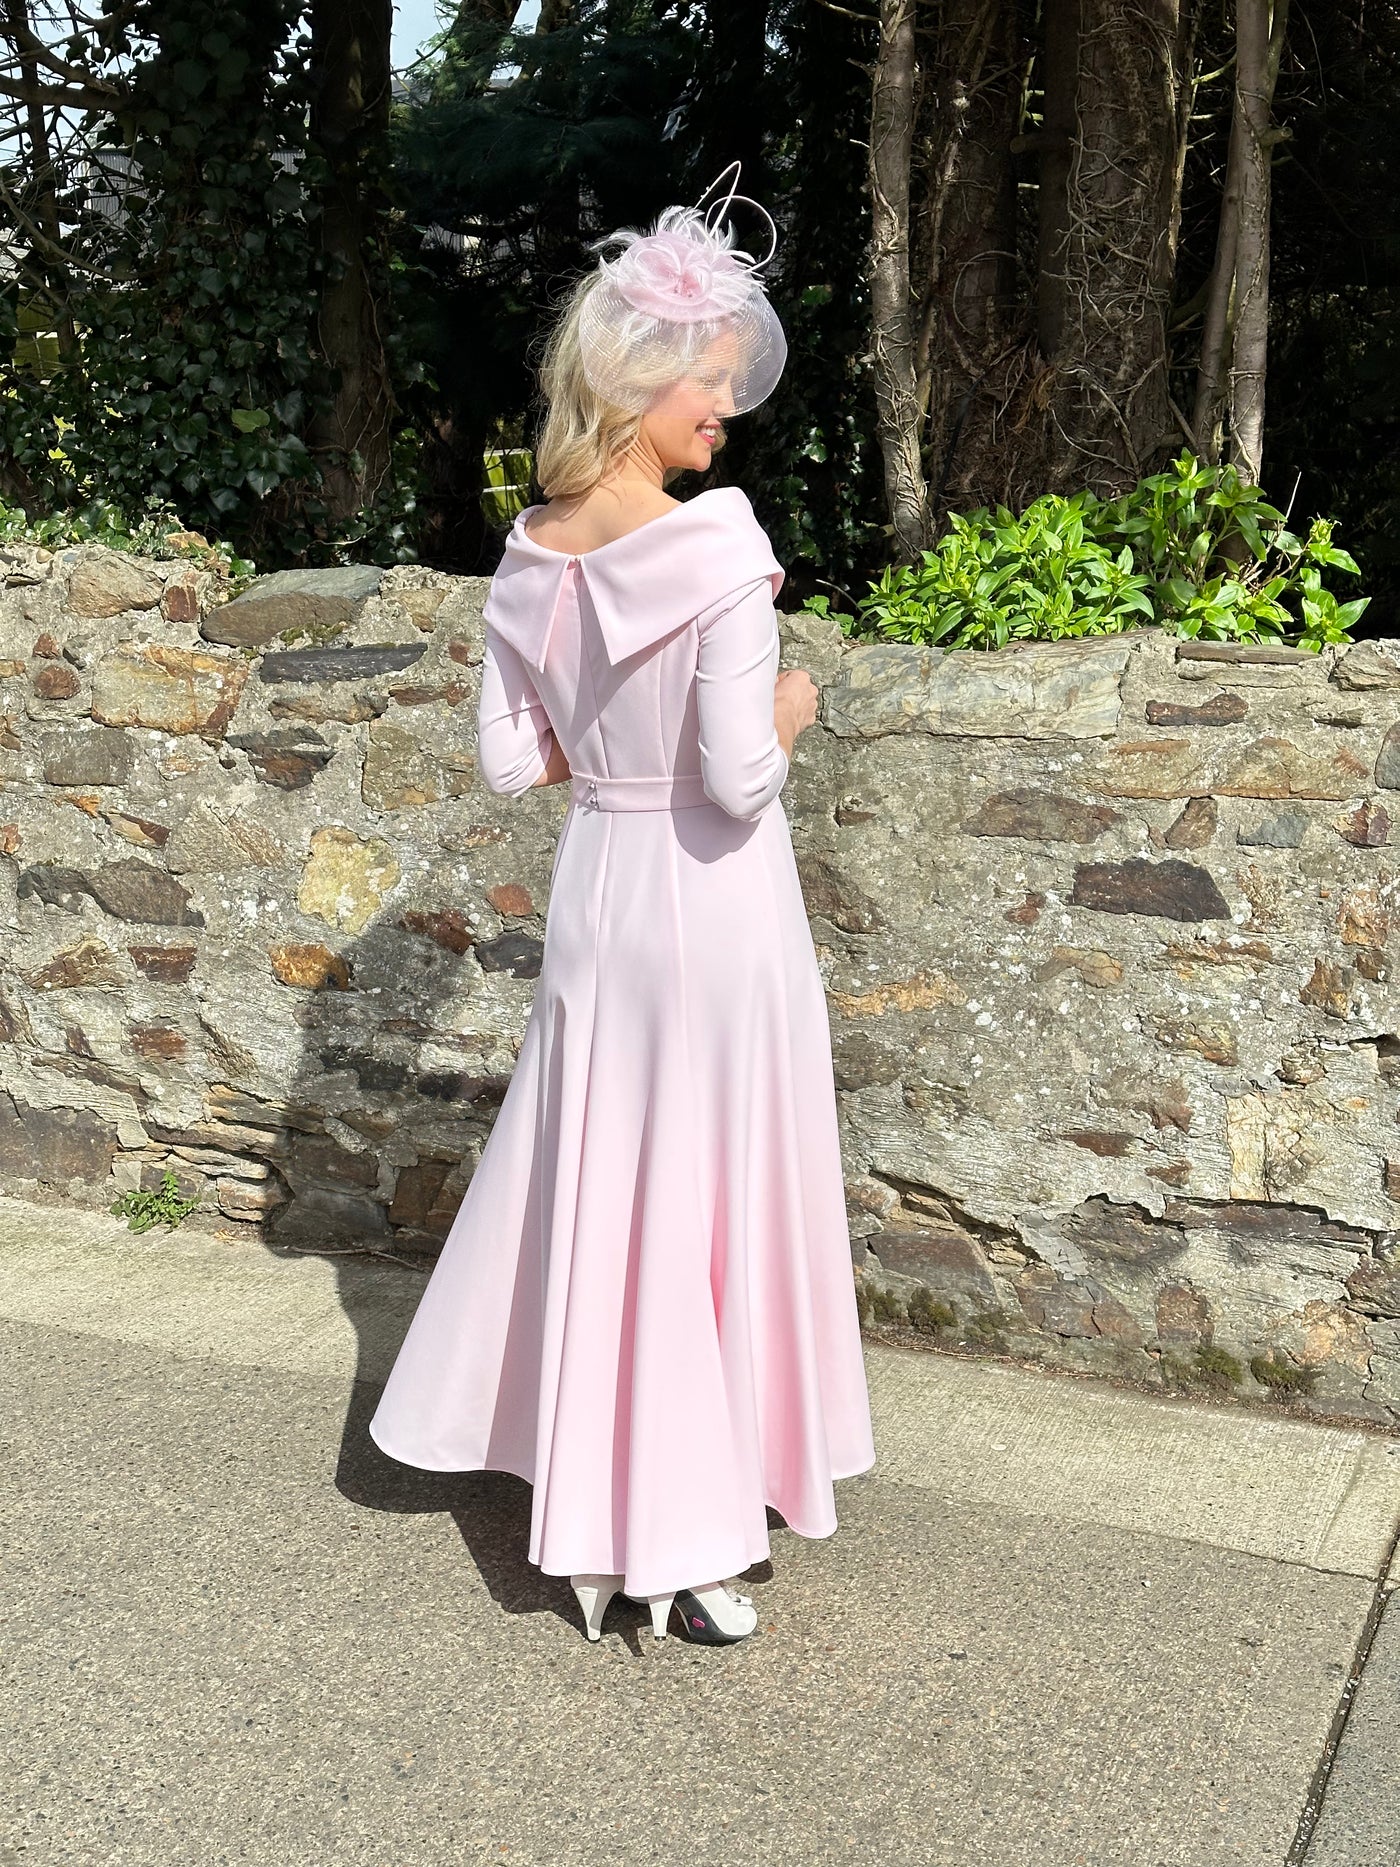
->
[0,492,252,576]
[0,1,350,566]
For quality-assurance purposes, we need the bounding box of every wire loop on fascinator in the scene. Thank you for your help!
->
[576,162,787,416]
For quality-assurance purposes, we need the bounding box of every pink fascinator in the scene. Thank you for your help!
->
[576,162,788,416]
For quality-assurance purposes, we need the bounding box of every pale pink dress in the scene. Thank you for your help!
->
[367,485,876,1597]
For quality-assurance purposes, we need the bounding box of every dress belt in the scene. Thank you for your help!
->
[569,771,713,812]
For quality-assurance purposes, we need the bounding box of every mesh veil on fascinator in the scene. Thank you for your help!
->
[576,162,788,416]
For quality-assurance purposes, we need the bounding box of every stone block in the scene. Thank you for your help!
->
[91,645,248,737]
[290,1131,379,1190]
[827,968,963,1017]
[831,1029,905,1090]
[269,690,387,725]
[961,788,1122,843]
[794,854,885,936]
[104,809,170,849]
[823,638,1129,739]
[867,1225,1000,1307]
[1336,799,1390,846]
[66,549,163,618]
[225,728,334,790]
[1036,946,1124,987]
[392,586,448,631]
[1144,691,1248,726]
[386,681,470,708]
[266,1182,391,1246]
[27,935,128,990]
[160,572,203,625]
[17,859,202,926]
[203,566,384,648]
[297,827,401,937]
[205,1081,323,1135]
[1155,1282,1214,1345]
[258,643,425,685]
[1152,1016,1237,1064]
[217,1176,290,1221]
[1015,1265,1098,1337]
[1335,881,1391,947]
[398,908,475,955]
[269,943,353,990]
[15,865,90,914]
[1164,795,1217,847]
[1069,857,1230,922]
[486,882,534,917]
[1236,807,1310,847]
[472,932,543,978]
[1299,959,1354,1020]
[0,1089,119,1184]
[388,1157,455,1228]
[362,719,475,810]
[129,944,198,983]
[1092,734,1369,801]
[41,725,134,786]
[1332,641,1400,689]
[93,859,205,926]
[128,1024,188,1061]
[164,800,285,876]
[33,662,80,701]
[1375,722,1400,789]
[1174,642,1316,665]
[1067,1196,1190,1269]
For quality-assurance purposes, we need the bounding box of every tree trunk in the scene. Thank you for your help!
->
[916,0,1021,520]
[1227,0,1288,483]
[307,0,396,529]
[1035,0,1077,366]
[867,0,927,561]
[1038,0,1187,493]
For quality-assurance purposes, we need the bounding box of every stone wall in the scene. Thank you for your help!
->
[6,539,1400,1429]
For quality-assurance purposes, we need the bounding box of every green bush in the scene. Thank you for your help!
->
[818,452,1369,654]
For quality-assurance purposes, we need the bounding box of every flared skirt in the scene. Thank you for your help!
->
[367,793,876,1598]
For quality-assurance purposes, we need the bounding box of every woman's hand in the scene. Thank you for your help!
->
[774,669,818,758]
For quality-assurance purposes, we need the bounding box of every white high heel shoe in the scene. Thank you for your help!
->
[570,1572,624,1642]
[628,1581,758,1645]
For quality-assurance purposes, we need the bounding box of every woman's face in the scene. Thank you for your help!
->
[638,339,739,473]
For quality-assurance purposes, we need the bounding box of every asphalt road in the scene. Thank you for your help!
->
[3,1190,1398,1867]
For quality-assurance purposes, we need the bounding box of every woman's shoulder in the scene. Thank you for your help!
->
[490,484,781,666]
[521,484,762,551]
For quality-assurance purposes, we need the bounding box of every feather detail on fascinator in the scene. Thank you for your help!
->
[577,162,788,416]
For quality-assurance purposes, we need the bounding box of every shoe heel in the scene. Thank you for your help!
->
[645,1592,676,1640]
[570,1573,622,1642]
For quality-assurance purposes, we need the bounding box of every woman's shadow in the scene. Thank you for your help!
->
[259,896,774,1646]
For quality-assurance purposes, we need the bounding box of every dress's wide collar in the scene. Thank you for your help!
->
[482,486,785,670]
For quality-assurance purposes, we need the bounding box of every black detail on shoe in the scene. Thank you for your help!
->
[672,1587,752,1646]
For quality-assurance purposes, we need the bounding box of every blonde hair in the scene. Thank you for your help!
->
[532,270,699,500]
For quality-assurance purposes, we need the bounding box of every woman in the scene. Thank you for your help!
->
[368,167,876,1647]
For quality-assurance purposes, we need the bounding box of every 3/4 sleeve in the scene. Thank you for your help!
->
[695,575,789,821]
[476,622,556,796]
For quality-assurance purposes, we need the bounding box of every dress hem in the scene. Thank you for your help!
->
[367,1420,876,1560]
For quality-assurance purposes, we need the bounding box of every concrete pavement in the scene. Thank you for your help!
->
[3,1188,1398,1867]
